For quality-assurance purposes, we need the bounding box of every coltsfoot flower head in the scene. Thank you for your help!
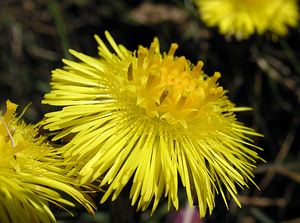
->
[194,0,299,39]
[43,31,263,217]
[0,100,94,223]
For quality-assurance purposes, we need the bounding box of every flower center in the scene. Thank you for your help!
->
[122,40,224,128]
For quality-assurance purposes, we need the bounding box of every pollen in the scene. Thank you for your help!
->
[123,41,223,127]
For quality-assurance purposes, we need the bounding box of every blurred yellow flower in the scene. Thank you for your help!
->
[194,0,299,39]
[43,31,262,217]
[0,100,94,223]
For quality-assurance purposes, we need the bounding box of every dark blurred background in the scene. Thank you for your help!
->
[1,0,300,222]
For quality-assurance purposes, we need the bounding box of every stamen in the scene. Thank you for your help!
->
[0,118,15,147]
[138,47,148,68]
[177,57,187,72]
[159,90,169,105]
[211,72,221,83]
[149,41,158,55]
[192,61,204,78]
[127,63,133,81]
[168,43,178,56]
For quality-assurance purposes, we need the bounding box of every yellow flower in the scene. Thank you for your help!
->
[0,100,94,223]
[194,0,299,39]
[42,31,262,217]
